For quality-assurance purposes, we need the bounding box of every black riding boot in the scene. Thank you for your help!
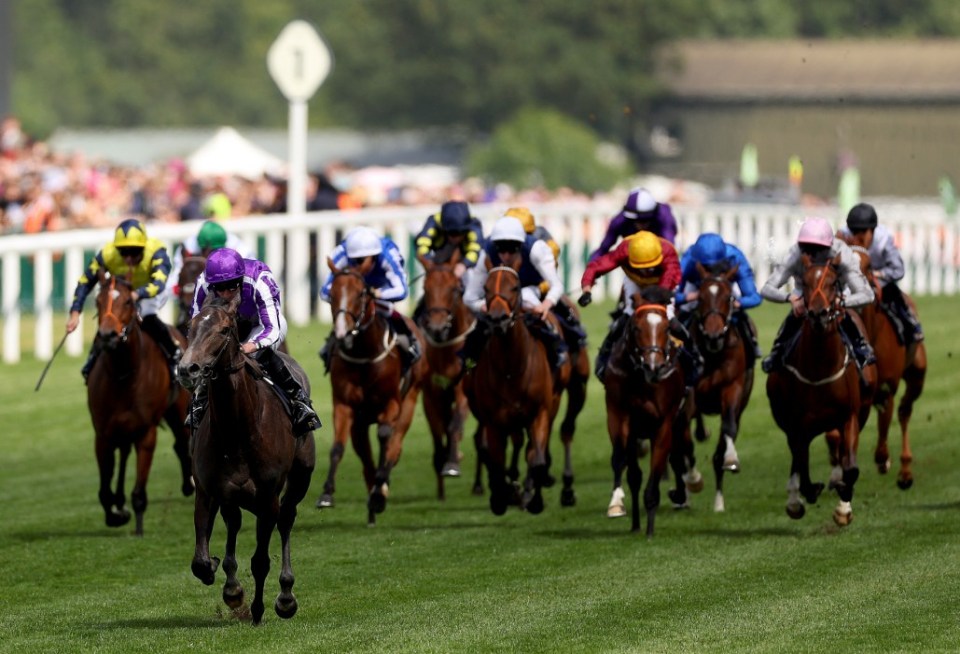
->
[595,314,628,381]
[389,311,421,374]
[185,384,208,429]
[882,283,924,344]
[318,332,335,374]
[255,349,321,436]
[670,317,704,388]
[762,312,803,374]
[141,314,182,377]
[524,313,568,370]
[840,313,877,370]
[551,299,588,351]
[81,338,103,383]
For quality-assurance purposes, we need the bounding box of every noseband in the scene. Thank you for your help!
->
[805,264,843,329]
[629,304,678,380]
[332,270,376,338]
[485,266,520,328]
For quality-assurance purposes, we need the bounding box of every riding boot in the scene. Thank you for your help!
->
[840,312,877,370]
[762,312,802,374]
[595,314,627,381]
[185,384,208,429]
[141,314,182,378]
[670,317,704,388]
[524,313,568,370]
[81,338,103,383]
[389,311,421,375]
[318,332,335,374]
[551,299,588,351]
[883,283,924,344]
[255,349,321,436]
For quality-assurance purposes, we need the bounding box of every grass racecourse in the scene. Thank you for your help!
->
[1,295,959,653]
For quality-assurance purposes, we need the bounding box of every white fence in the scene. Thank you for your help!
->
[2,200,958,363]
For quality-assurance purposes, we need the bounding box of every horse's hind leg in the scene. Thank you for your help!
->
[873,394,894,474]
[896,349,926,490]
[96,440,130,528]
[558,367,588,507]
[165,399,195,496]
[131,428,158,536]
[220,504,245,610]
[250,502,279,625]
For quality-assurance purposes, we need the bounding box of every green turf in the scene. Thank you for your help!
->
[1,295,959,653]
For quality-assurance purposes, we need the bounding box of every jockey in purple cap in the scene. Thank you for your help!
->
[185,248,321,435]
[589,187,678,261]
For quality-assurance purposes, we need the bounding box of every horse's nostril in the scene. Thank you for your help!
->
[187,363,200,375]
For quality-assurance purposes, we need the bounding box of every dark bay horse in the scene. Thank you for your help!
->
[175,256,207,336]
[766,254,873,526]
[847,241,927,489]
[178,292,316,625]
[416,253,476,499]
[689,264,754,512]
[315,262,427,525]
[462,263,578,515]
[602,299,696,536]
[87,273,193,535]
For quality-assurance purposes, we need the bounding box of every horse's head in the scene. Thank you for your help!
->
[694,262,738,353]
[801,252,843,331]
[417,253,464,342]
[177,291,241,391]
[178,256,207,315]
[483,261,521,334]
[627,303,677,384]
[94,273,137,350]
[328,256,375,349]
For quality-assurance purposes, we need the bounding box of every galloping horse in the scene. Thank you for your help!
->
[87,273,193,535]
[463,262,578,515]
[766,254,872,526]
[178,292,316,625]
[846,238,927,489]
[416,252,476,499]
[315,262,427,525]
[689,264,754,512]
[603,297,696,536]
[175,256,207,336]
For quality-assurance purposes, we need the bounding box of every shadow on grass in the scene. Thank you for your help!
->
[906,500,960,511]
[8,528,142,542]
[97,615,234,630]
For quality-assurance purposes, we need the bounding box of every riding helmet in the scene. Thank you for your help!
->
[344,226,383,258]
[504,207,536,234]
[690,233,727,266]
[489,217,526,243]
[113,218,148,248]
[846,203,878,231]
[622,187,657,219]
[439,201,472,232]
[797,217,835,247]
[627,232,663,269]
[205,248,245,285]
[197,220,228,250]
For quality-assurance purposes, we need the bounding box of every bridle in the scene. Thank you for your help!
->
[98,276,136,343]
[484,266,520,330]
[628,303,678,381]
[804,263,843,329]
[419,270,477,347]
[696,276,734,342]
[331,269,396,364]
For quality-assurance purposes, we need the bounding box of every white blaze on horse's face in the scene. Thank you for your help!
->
[111,289,121,301]
[334,294,350,339]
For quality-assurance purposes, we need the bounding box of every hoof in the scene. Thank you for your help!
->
[897,476,914,490]
[637,440,650,457]
[181,480,195,497]
[683,469,704,493]
[192,557,220,586]
[560,488,576,507]
[542,473,556,488]
[275,594,298,619]
[441,462,461,477]
[368,488,387,515]
[786,501,805,520]
[315,493,334,509]
[833,504,853,527]
[667,488,689,509]
[722,458,740,473]
[490,493,508,516]
[523,491,544,515]
[105,509,131,528]
[223,583,245,609]
[713,491,726,513]
[471,483,484,496]
[607,487,626,518]
[802,482,825,505]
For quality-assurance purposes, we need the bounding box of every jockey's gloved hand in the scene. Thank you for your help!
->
[578,292,592,307]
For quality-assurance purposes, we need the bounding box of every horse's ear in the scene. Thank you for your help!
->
[417,253,433,272]
[831,254,842,268]
[629,291,643,309]
[800,252,812,268]
[695,261,707,279]
[448,247,463,266]
[328,256,341,275]
[227,289,242,312]
[484,255,494,272]
[726,262,739,280]
[836,230,854,245]
[97,269,107,285]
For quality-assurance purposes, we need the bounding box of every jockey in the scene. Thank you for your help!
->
[589,186,678,261]
[461,215,578,370]
[187,248,321,436]
[675,232,763,362]
[168,220,254,298]
[320,226,421,373]
[761,217,876,374]
[580,230,701,384]
[507,206,561,265]
[415,200,484,277]
[839,202,923,345]
[66,218,181,382]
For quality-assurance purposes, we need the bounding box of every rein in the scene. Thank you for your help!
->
[696,278,734,339]
[422,316,477,348]
[784,349,851,386]
[487,266,520,316]
[629,304,679,380]
[336,328,398,364]
[99,277,134,342]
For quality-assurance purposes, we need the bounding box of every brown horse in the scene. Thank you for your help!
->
[87,273,193,536]
[177,292,316,625]
[846,240,927,489]
[415,252,475,499]
[689,264,754,512]
[602,299,695,536]
[315,263,427,525]
[462,263,578,515]
[766,254,873,526]
[175,256,207,336]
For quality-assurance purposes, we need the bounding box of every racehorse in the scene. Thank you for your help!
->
[315,262,427,525]
[175,256,207,336]
[415,252,476,499]
[87,273,193,536]
[602,297,697,537]
[845,238,927,489]
[766,254,873,526]
[462,262,579,515]
[177,292,316,625]
[688,264,754,512]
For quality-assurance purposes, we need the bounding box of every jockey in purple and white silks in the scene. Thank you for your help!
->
[186,248,320,436]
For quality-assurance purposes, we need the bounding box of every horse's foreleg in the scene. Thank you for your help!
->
[96,439,130,528]
[275,451,312,620]
[644,420,673,538]
[833,416,860,527]
[131,428,157,536]
[520,410,551,515]
[558,368,587,508]
[219,504,245,609]
[316,403,352,509]
[115,442,130,512]
[874,394,895,474]
[423,388,451,499]
[447,385,470,473]
[625,436,644,534]
[483,425,510,516]
[250,499,279,626]
[896,352,926,490]
[191,486,220,585]
[694,410,709,442]
[719,385,744,473]
[472,423,485,496]
[607,404,628,518]
[667,416,693,509]
[786,434,821,519]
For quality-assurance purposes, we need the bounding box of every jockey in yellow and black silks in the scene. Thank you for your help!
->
[415,201,484,277]
[66,218,181,381]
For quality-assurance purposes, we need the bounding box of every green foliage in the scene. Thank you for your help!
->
[465,107,633,193]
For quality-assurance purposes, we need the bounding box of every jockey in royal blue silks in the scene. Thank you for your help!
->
[319,226,421,374]
[675,233,764,363]
[589,186,679,261]
[186,248,321,436]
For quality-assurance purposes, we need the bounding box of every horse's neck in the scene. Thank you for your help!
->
[488,318,538,372]
[104,324,145,378]
[351,311,389,353]
[208,356,261,429]
[795,320,846,371]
